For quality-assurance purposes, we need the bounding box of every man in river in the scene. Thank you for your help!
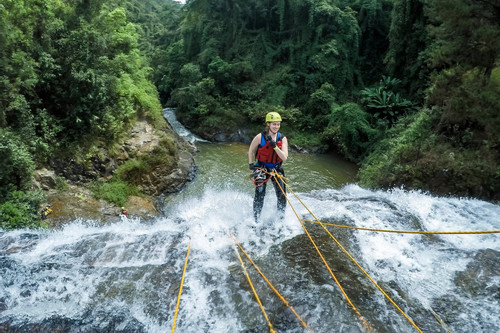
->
[248,111,289,222]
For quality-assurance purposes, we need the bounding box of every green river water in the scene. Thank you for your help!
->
[165,141,358,207]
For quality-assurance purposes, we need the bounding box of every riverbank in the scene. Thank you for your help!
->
[41,184,158,228]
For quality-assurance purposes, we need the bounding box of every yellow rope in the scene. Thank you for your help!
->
[271,173,373,331]
[430,308,453,333]
[228,231,311,330]
[234,245,276,333]
[302,219,500,235]
[171,242,191,333]
[275,173,425,333]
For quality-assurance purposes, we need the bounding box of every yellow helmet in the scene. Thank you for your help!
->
[265,112,282,122]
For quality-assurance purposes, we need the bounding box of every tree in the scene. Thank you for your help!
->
[385,0,429,101]
[425,0,500,84]
[350,0,393,85]
[323,102,380,161]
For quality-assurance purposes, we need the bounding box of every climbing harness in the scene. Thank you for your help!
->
[171,243,191,333]
[251,166,289,188]
[251,167,289,188]
[251,167,270,187]
[228,231,310,330]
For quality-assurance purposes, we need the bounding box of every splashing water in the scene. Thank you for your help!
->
[2,184,499,332]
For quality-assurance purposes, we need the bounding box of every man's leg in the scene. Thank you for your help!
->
[253,182,267,222]
[273,175,286,218]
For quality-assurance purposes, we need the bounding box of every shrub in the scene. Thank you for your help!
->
[140,136,178,170]
[0,130,35,202]
[0,190,45,230]
[114,159,150,184]
[323,102,382,161]
[358,108,438,188]
[360,76,416,125]
[92,179,141,207]
[55,176,69,192]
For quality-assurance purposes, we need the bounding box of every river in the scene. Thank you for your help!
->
[0,109,499,332]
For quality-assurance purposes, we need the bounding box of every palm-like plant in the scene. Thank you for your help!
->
[361,76,415,124]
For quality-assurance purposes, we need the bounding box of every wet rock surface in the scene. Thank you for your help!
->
[42,185,159,227]
[455,249,500,298]
[429,248,500,331]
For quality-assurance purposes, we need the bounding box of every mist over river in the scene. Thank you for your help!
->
[0,109,498,332]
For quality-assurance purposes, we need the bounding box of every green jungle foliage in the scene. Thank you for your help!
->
[359,0,500,199]
[163,0,368,141]
[0,0,168,229]
[385,0,429,102]
[1,0,162,160]
[360,76,416,125]
[323,102,381,162]
[153,0,497,200]
[0,129,44,229]
[0,190,45,230]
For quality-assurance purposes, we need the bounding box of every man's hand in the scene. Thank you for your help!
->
[249,163,256,171]
[267,135,277,148]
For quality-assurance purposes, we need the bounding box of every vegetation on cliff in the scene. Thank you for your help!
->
[0,0,179,229]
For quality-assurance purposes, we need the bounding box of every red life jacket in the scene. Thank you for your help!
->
[255,131,284,168]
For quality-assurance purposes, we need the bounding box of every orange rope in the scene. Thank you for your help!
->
[302,219,500,235]
[276,173,423,333]
[233,245,276,333]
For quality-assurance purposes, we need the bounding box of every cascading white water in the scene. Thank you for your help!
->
[1,110,499,332]
[163,108,208,144]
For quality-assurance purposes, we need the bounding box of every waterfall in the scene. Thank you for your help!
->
[163,108,207,144]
